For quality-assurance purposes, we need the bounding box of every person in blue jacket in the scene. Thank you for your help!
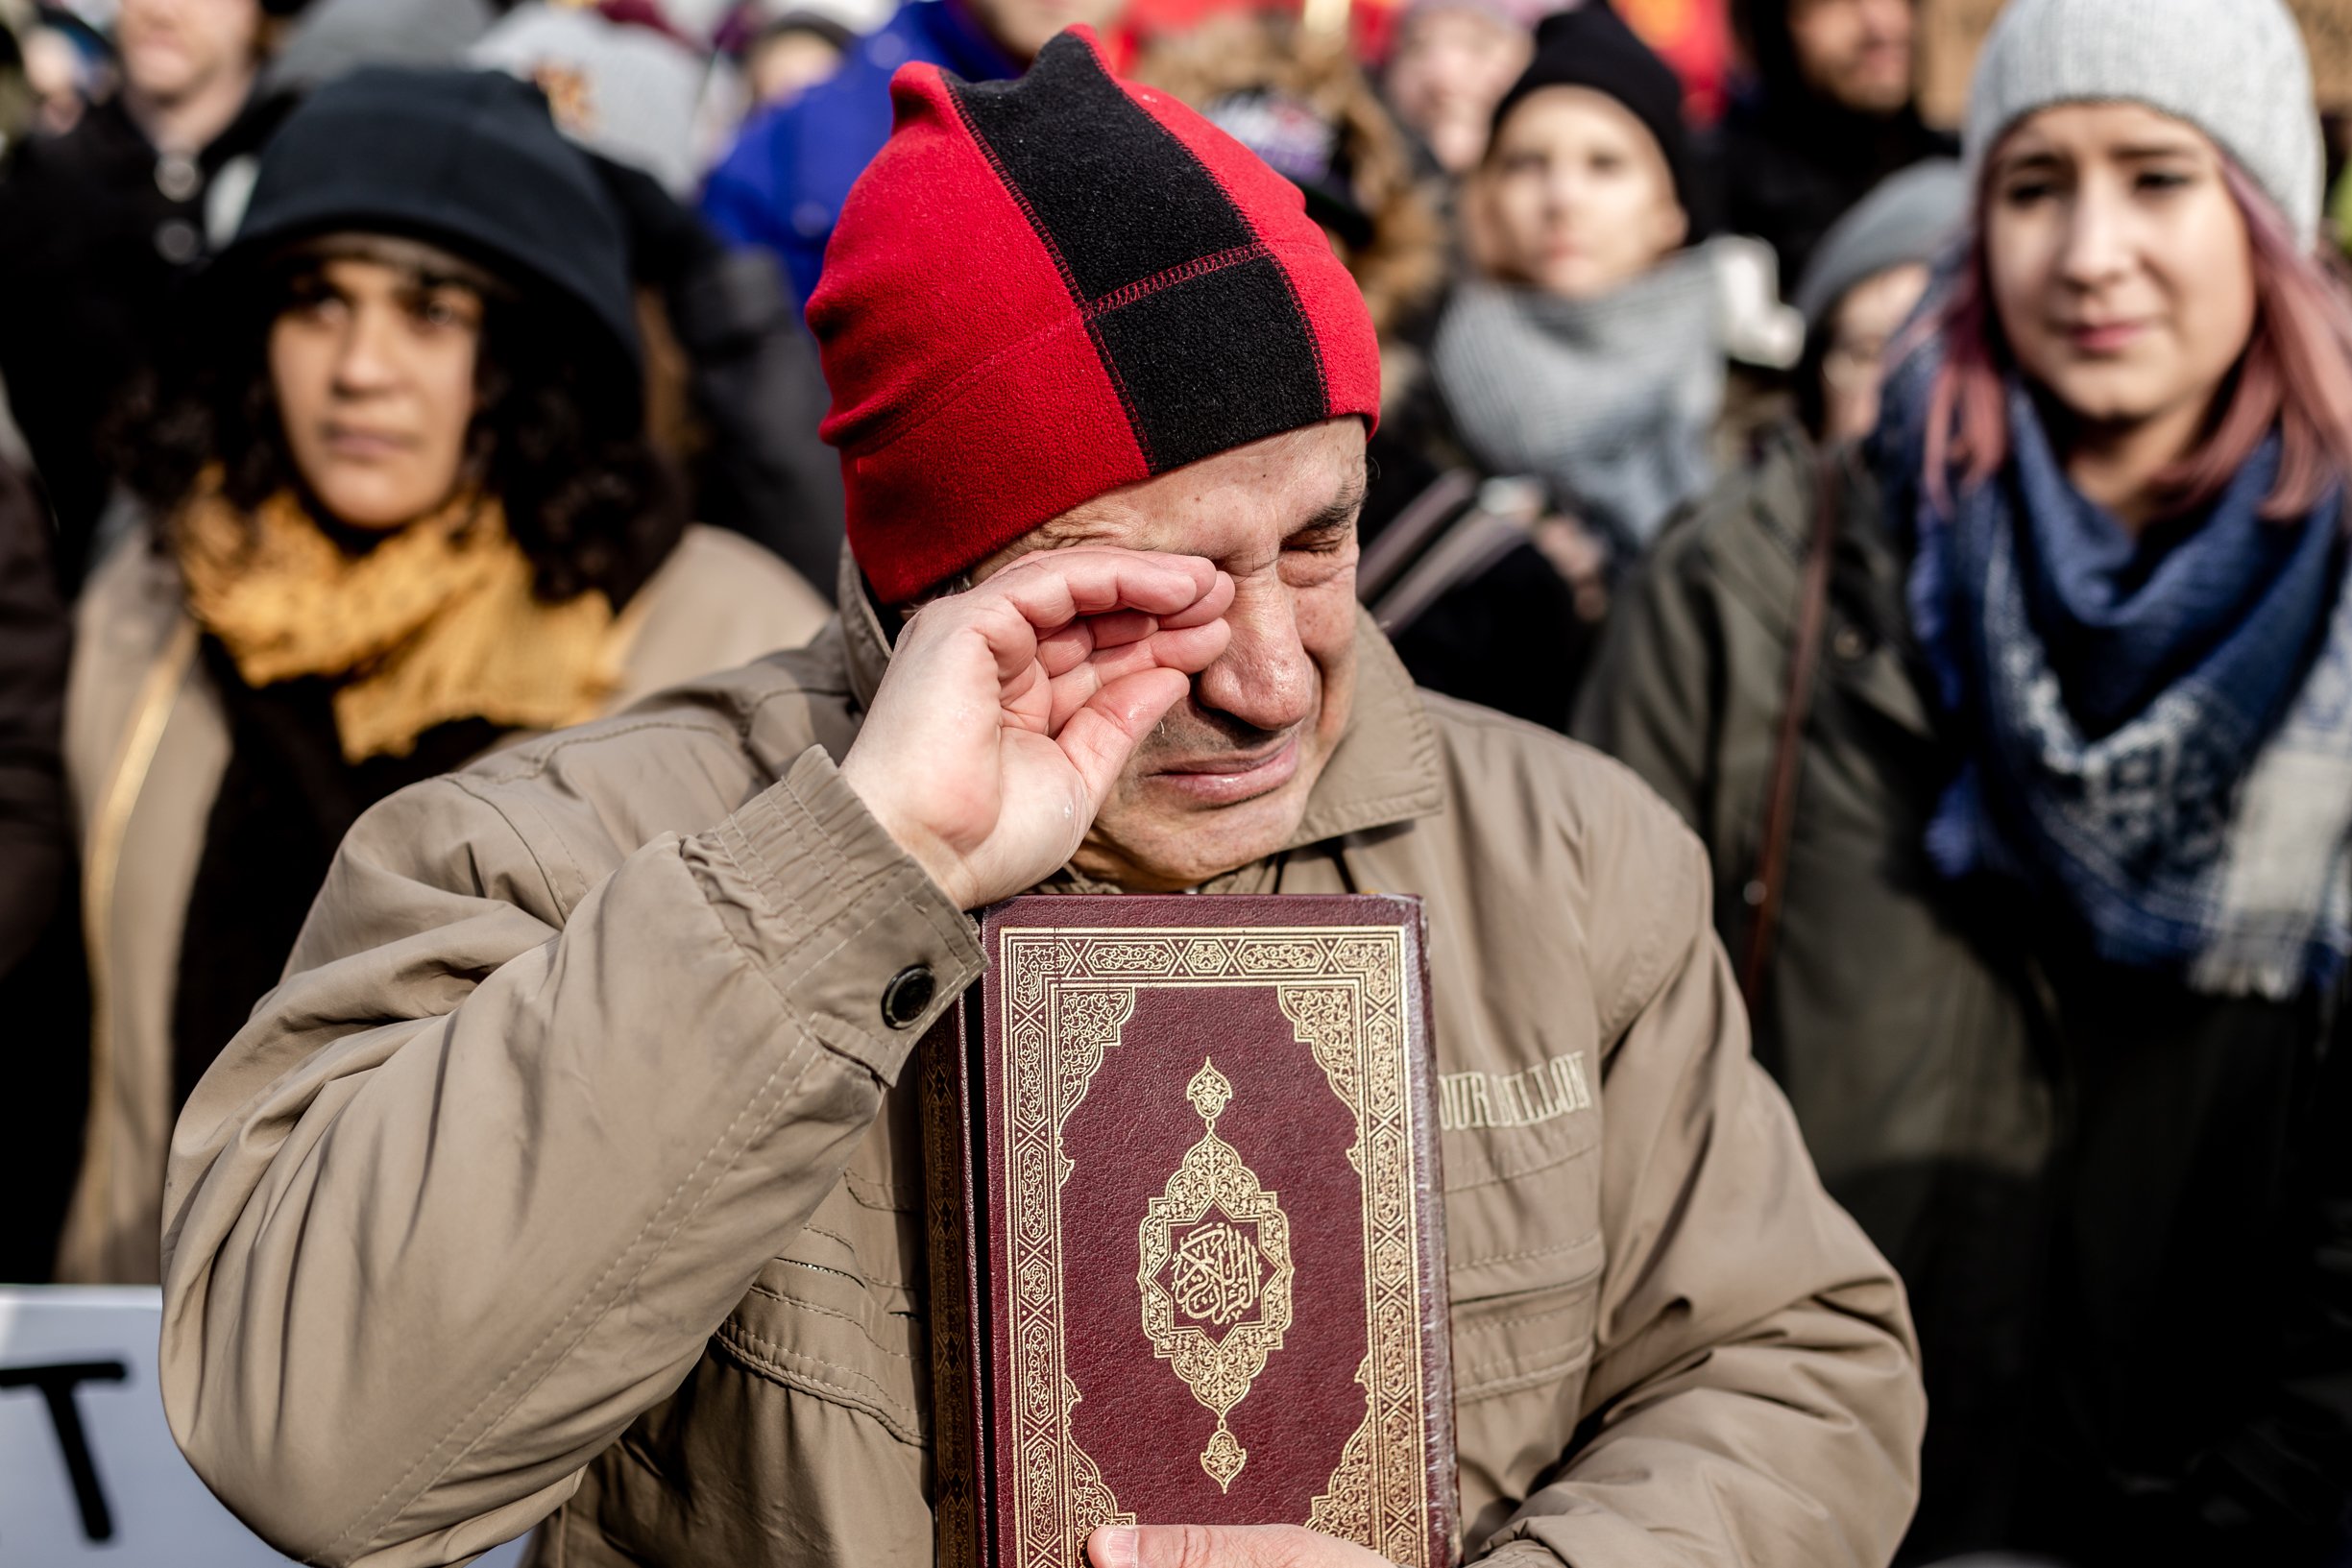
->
[703,0,1124,309]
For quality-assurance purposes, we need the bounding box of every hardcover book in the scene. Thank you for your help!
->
[920,895,1458,1568]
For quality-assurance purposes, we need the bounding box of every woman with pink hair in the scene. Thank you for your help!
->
[1579,0,2352,1559]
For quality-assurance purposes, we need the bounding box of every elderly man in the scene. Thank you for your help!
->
[161,32,1923,1568]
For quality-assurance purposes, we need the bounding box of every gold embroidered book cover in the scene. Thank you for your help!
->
[921,894,1458,1568]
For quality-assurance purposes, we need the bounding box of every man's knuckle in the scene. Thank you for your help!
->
[1172,1524,1224,1568]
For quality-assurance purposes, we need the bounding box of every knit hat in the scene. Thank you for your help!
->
[215,66,641,377]
[470,3,711,197]
[811,28,1383,605]
[1963,0,2322,248]
[1490,0,1692,216]
[262,0,496,98]
[1794,158,1965,327]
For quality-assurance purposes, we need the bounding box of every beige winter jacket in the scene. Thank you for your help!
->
[59,523,831,1285]
[158,563,1925,1568]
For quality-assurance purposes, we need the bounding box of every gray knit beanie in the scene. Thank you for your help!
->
[1796,159,1966,327]
[1962,0,2322,248]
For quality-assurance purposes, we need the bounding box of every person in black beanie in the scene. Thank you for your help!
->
[55,65,827,1285]
[1484,0,1697,242]
[1370,0,1731,732]
[1443,0,1715,555]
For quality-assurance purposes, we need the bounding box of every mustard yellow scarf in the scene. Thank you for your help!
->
[175,478,619,762]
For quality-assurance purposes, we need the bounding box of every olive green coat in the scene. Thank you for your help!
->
[1576,425,2054,1247]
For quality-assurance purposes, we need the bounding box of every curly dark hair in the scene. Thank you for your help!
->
[120,247,685,608]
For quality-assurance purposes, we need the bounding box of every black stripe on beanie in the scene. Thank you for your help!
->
[946,34,1331,474]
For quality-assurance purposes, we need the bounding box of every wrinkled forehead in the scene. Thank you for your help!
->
[1004,419,1370,567]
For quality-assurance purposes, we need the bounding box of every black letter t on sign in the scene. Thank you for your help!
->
[1,1360,130,1542]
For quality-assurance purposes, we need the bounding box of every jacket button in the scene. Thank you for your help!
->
[1832,626,1868,661]
[882,965,936,1029]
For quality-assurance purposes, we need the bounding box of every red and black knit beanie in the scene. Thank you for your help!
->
[809,27,1383,605]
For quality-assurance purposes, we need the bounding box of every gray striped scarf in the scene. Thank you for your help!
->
[1431,245,1723,555]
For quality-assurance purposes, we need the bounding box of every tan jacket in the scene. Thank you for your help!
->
[61,524,832,1285]
[158,566,1925,1568]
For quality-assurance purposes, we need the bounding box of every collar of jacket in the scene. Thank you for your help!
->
[833,550,1446,864]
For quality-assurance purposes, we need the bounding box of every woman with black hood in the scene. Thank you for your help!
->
[56,65,829,1285]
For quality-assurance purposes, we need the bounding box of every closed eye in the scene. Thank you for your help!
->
[1286,522,1356,555]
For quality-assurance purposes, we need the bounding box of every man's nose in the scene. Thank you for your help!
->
[1193,574,1317,736]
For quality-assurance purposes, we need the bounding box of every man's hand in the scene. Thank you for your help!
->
[838,548,1234,910]
[1086,1524,1396,1568]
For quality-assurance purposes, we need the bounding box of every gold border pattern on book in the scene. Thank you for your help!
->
[999,927,1433,1568]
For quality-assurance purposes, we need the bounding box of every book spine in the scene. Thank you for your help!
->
[921,999,987,1568]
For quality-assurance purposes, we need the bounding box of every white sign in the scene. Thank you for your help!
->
[1,1288,528,1566]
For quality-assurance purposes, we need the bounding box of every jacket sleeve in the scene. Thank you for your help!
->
[0,462,71,977]
[158,745,982,1568]
[1569,520,1724,836]
[1475,825,1925,1568]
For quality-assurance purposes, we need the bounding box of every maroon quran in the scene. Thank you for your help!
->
[921,895,1458,1568]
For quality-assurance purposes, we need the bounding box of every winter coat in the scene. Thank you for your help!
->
[701,0,1019,310]
[0,462,68,978]
[1575,422,2352,1565]
[56,523,831,1286]
[0,95,285,590]
[592,148,846,591]
[665,222,847,590]
[1709,94,1955,303]
[0,461,85,1279]
[158,557,1924,1568]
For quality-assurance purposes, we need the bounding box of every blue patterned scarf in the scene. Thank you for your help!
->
[1879,351,2352,998]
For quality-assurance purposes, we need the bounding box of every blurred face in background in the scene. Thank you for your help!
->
[269,238,489,530]
[1983,104,2255,439]
[969,0,1126,62]
[1477,85,1685,299]
[1819,261,1928,442]
[1785,0,1913,116]
[1385,4,1531,175]
[748,28,845,109]
[115,0,261,109]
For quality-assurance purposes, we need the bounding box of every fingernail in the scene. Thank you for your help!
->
[1091,1525,1140,1568]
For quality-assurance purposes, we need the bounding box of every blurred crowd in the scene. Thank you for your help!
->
[2,0,2349,1563]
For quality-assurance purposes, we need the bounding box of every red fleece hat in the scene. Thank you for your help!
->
[809,26,1383,605]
